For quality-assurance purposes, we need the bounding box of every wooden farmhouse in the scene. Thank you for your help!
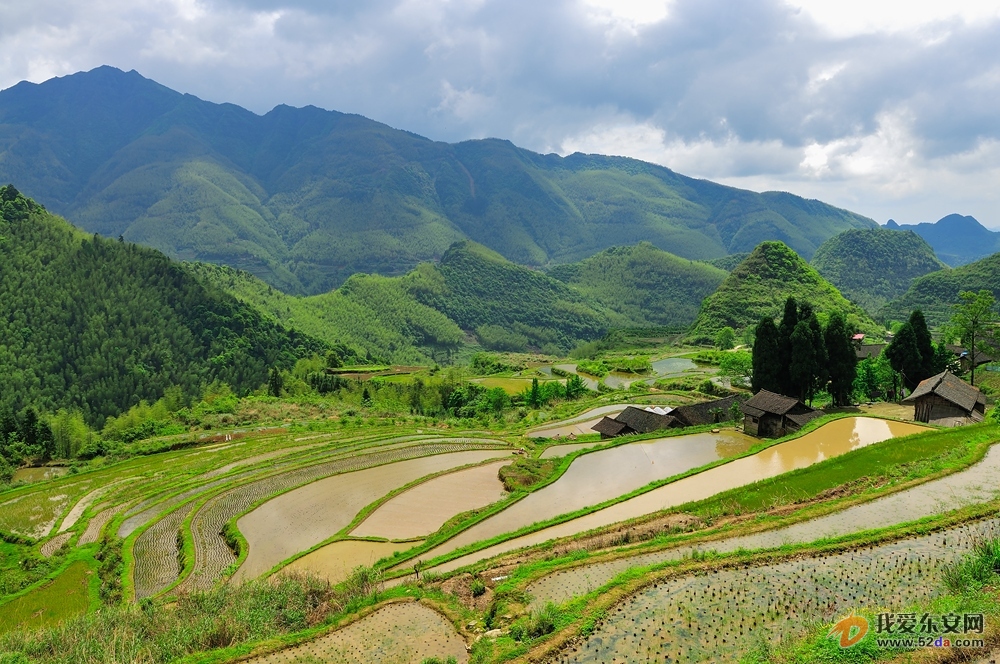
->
[740,390,823,437]
[591,395,746,439]
[901,370,985,426]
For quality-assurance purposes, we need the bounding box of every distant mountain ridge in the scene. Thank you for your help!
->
[0,66,878,294]
[885,214,1000,266]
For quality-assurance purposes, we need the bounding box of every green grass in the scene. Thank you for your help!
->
[0,560,94,635]
[688,423,992,517]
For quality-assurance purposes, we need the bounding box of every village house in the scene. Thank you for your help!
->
[591,395,746,439]
[901,370,986,426]
[740,390,823,437]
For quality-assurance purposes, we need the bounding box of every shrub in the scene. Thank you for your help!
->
[470,579,486,597]
[942,537,1000,593]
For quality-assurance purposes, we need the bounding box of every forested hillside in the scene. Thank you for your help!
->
[548,243,727,327]
[881,252,1000,327]
[811,228,946,313]
[0,67,877,294]
[407,241,614,353]
[688,241,881,342]
[188,264,464,364]
[0,186,324,424]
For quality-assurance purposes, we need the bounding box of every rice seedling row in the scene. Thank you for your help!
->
[245,601,468,664]
[78,504,127,546]
[38,533,72,558]
[553,519,1000,663]
[176,440,508,593]
[529,442,1000,605]
[57,478,132,533]
[132,506,192,599]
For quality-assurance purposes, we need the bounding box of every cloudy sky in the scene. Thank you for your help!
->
[2,0,999,226]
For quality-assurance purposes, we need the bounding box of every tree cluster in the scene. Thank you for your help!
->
[0,408,55,481]
[751,297,857,406]
[885,310,953,391]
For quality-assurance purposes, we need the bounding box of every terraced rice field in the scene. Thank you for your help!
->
[39,532,72,557]
[133,506,192,599]
[0,480,93,538]
[426,418,928,575]
[352,459,509,539]
[549,519,1000,663]
[233,447,511,584]
[78,503,127,546]
[285,540,412,584]
[0,560,92,635]
[245,601,468,664]
[529,441,1000,605]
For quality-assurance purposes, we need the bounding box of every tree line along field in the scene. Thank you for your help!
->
[2,396,1000,663]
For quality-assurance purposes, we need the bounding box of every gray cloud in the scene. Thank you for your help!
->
[0,0,998,225]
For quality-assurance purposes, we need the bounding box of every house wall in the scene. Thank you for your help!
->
[746,413,783,437]
[912,395,971,423]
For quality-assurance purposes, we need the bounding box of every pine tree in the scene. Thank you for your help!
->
[777,297,798,395]
[527,378,541,408]
[908,309,935,382]
[751,317,782,393]
[824,311,857,407]
[885,323,924,392]
[361,386,372,407]
[789,320,816,402]
[267,367,284,397]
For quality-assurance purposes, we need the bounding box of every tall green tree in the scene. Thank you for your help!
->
[777,296,799,395]
[267,368,284,397]
[751,317,782,393]
[885,323,924,391]
[948,290,998,386]
[824,311,857,407]
[908,309,935,382]
[788,314,826,404]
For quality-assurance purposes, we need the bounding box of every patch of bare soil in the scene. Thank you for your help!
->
[441,573,495,613]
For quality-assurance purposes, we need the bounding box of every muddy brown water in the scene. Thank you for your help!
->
[245,601,468,664]
[352,459,509,540]
[411,429,757,570]
[540,441,604,458]
[530,442,1000,605]
[424,418,928,575]
[234,450,510,582]
[284,540,414,584]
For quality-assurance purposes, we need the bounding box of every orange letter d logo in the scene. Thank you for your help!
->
[828,613,869,648]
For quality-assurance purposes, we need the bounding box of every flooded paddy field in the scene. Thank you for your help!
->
[526,404,643,439]
[413,429,757,568]
[549,518,1000,663]
[245,601,468,664]
[425,418,927,574]
[352,458,509,540]
[233,448,511,583]
[285,540,412,584]
[529,442,1000,604]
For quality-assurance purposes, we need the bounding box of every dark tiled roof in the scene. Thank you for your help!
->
[786,409,825,427]
[672,394,745,427]
[945,345,993,367]
[592,417,630,437]
[741,390,801,416]
[615,406,675,433]
[902,370,985,412]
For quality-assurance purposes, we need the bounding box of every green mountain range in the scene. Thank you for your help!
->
[882,252,1000,327]
[811,228,946,314]
[688,241,881,342]
[0,66,878,295]
[885,215,1000,266]
[548,242,727,327]
[0,187,324,425]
